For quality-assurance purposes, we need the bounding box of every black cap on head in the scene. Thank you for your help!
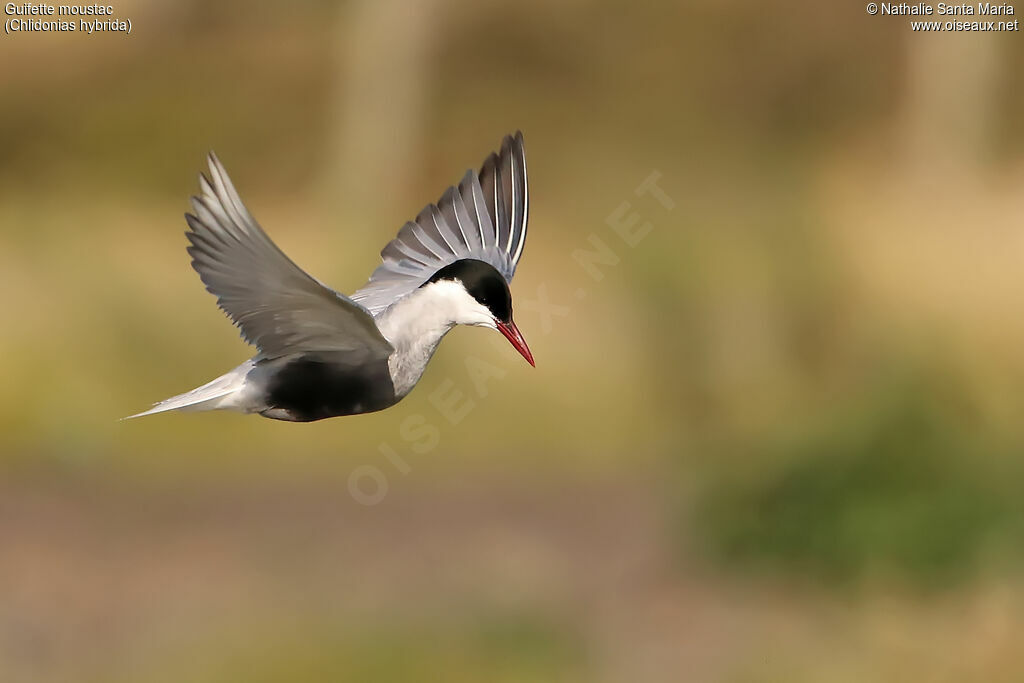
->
[424,259,512,322]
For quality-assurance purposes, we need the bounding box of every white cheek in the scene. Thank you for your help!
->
[465,306,496,328]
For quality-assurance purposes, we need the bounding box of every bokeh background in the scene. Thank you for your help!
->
[3,1,1024,681]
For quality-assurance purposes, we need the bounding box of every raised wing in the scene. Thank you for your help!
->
[185,153,393,359]
[352,131,529,316]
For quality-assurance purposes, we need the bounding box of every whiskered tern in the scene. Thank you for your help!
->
[128,132,533,422]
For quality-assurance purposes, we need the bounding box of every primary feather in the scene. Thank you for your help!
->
[185,153,392,359]
[352,131,529,316]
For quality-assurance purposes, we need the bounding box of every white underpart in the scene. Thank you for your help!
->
[375,280,496,398]
[125,281,494,419]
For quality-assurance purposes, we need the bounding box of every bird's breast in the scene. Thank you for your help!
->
[261,353,396,422]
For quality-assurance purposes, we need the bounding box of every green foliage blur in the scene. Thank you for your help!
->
[694,363,1022,589]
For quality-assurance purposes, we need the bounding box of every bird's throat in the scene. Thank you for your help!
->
[375,286,459,397]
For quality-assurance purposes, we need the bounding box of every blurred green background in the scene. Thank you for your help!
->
[3,1,1024,681]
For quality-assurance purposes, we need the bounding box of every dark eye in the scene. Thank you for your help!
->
[483,285,511,322]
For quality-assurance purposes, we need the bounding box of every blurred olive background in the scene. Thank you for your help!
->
[3,1,1024,681]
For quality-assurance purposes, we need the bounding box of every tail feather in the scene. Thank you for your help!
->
[124,361,254,420]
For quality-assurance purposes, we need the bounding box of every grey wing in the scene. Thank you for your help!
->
[185,153,393,360]
[351,131,529,316]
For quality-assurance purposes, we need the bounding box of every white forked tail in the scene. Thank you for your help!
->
[124,360,255,419]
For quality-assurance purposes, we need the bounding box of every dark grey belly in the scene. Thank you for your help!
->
[261,352,396,422]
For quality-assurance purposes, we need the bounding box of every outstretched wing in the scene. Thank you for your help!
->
[185,153,393,359]
[352,131,529,316]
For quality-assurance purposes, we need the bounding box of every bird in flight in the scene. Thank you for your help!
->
[128,132,533,422]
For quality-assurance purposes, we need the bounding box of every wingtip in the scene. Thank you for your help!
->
[507,130,524,150]
[192,174,212,206]
[205,152,227,187]
[496,132,525,166]
[184,207,203,229]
